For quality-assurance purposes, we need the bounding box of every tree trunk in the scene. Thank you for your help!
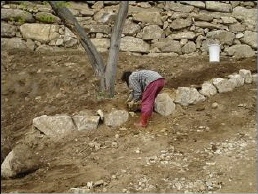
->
[49,1,106,88]
[49,1,129,97]
[105,1,129,97]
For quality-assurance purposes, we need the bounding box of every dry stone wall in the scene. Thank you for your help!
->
[1,1,257,59]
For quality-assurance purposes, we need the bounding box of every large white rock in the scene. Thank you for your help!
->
[20,23,60,43]
[228,74,245,87]
[1,150,15,178]
[212,78,235,93]
[72,115,100,131]
[1,144,40,178]
[199,81,218,97]
[226,45,255,59]
[174,87,206,106]
[252,74,258,83]
[91,38,110,52]
[32,115,77,137]
[104,109,129,127]
[239,69,253,84]
[155,93,176,116]
[120,36,150,53]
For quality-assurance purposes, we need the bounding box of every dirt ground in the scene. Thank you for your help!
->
[1,49,257,193]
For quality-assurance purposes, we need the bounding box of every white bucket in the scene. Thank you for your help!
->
[208,44,220,62]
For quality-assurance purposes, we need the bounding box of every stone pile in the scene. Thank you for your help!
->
[1,1,257,59]
[155,69,256,113]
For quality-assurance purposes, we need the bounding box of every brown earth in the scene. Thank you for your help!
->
[1,49,257,193]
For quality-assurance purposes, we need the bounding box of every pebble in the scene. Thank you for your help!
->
[111,175,117,179]
[94,180,104,187]
[111,142,117,149]
[212,102,218,108]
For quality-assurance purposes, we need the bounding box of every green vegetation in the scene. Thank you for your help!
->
[10,16,26,24]
[41,1,71,12]
[17,16,26,24]
[42,1,69,7]
[38,14,56,23]
[19,1,37,12]
[10,17,15,22]
[20,1,29,10]
[96,91,112,100]
[56,1,70,8]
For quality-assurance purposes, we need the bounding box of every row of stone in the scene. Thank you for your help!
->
[29,69,256,140]
[1,1,257,58]
[156,69,256,115]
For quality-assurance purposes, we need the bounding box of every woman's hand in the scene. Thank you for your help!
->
[127,100,141,111]
[126,90,133,103]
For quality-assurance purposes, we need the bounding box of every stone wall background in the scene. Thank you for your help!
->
[1,1,257,58]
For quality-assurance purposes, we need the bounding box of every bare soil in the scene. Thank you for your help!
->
[1,49,257,193]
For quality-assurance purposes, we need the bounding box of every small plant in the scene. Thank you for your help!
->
[96,91,105,101]
[17,17,26,24]
[9,15,26,24]
[38,14,55,23]
[19,1,30,11]
[10,17,15,22]
[96,90,112,101]
[56,1,70,8]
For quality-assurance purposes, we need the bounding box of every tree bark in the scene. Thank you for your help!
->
[105,1,129,97]
[49,1,129,97]
[49,1,106,88]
